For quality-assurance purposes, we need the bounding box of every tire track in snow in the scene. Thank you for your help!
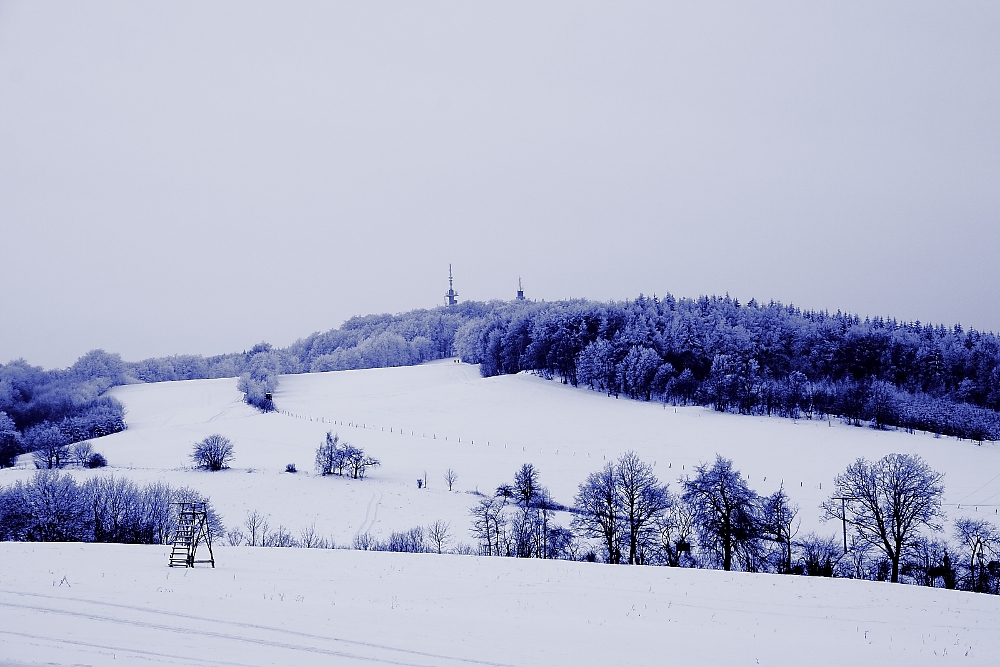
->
[0,629,261,667]
[0,593,515,667]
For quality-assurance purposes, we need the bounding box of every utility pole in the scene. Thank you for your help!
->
[831,496,856,554]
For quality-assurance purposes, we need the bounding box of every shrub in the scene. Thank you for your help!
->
[87,453,107,468]
[192,434,234,471]
[285,463,297,473]
[382,527,426,553]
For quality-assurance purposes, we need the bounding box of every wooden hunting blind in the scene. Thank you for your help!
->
[168,501,216,568]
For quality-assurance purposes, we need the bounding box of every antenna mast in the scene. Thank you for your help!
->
[444,264,459,306]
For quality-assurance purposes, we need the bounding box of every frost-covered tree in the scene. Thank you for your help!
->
[1,471,92,542]
[0,412,22,468]
[192,434,234,471]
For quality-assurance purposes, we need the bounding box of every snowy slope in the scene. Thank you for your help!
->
[3,360,1000,665]
[71,359,1000,542]
[2,542,999,667]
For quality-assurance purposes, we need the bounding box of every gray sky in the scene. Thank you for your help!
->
[1,1,998,369]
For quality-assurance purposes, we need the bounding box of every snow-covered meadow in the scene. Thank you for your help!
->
[3,359,1000,665]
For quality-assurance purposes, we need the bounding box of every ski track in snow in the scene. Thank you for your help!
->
[355,490,384,539]
[0,591,512,667]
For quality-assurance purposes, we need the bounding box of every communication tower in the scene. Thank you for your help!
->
[444,265,459,306]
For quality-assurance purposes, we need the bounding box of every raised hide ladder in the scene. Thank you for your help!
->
[169,501,215,568]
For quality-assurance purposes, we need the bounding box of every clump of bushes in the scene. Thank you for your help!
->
[350,521,458,554]
[192,434,234,471]
[285,463,297,473]
[315,432,380,479]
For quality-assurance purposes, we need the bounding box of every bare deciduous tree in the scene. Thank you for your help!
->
[444,468,457,491]
[954,517,1000,592]
[655,498,696,566]
[347,448,380,479]
[573,462,621,564]
[427,519,451,554]
[682,455,760,572]
[759,484,799,573]
[822,453,944,583]
[574,454,670,565]
[470,495,508,556]
[616,452,670,565]
[243,509,270,547]
[316,432,379,479]
[299,523,325,548]
[315,432,346,476]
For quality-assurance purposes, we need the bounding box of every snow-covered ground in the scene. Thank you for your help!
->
[3,542,999,666]
[3,359,1000,665]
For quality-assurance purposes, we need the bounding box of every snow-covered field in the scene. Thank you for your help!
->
[3,542,998,666]
[3,359,1000,665]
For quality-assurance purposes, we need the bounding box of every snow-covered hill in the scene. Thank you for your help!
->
[72,359,1000,542]
[2,359,1000,665]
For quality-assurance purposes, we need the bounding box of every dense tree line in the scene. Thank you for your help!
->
[3,448,995,596]
[0,351,128,467]
[452,296,1000,441]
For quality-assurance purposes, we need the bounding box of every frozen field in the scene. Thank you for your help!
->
[2,360,1000,665]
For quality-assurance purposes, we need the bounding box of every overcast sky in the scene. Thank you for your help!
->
[1,1,997,369]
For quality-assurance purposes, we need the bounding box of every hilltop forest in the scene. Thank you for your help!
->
[2,294,1000,467]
